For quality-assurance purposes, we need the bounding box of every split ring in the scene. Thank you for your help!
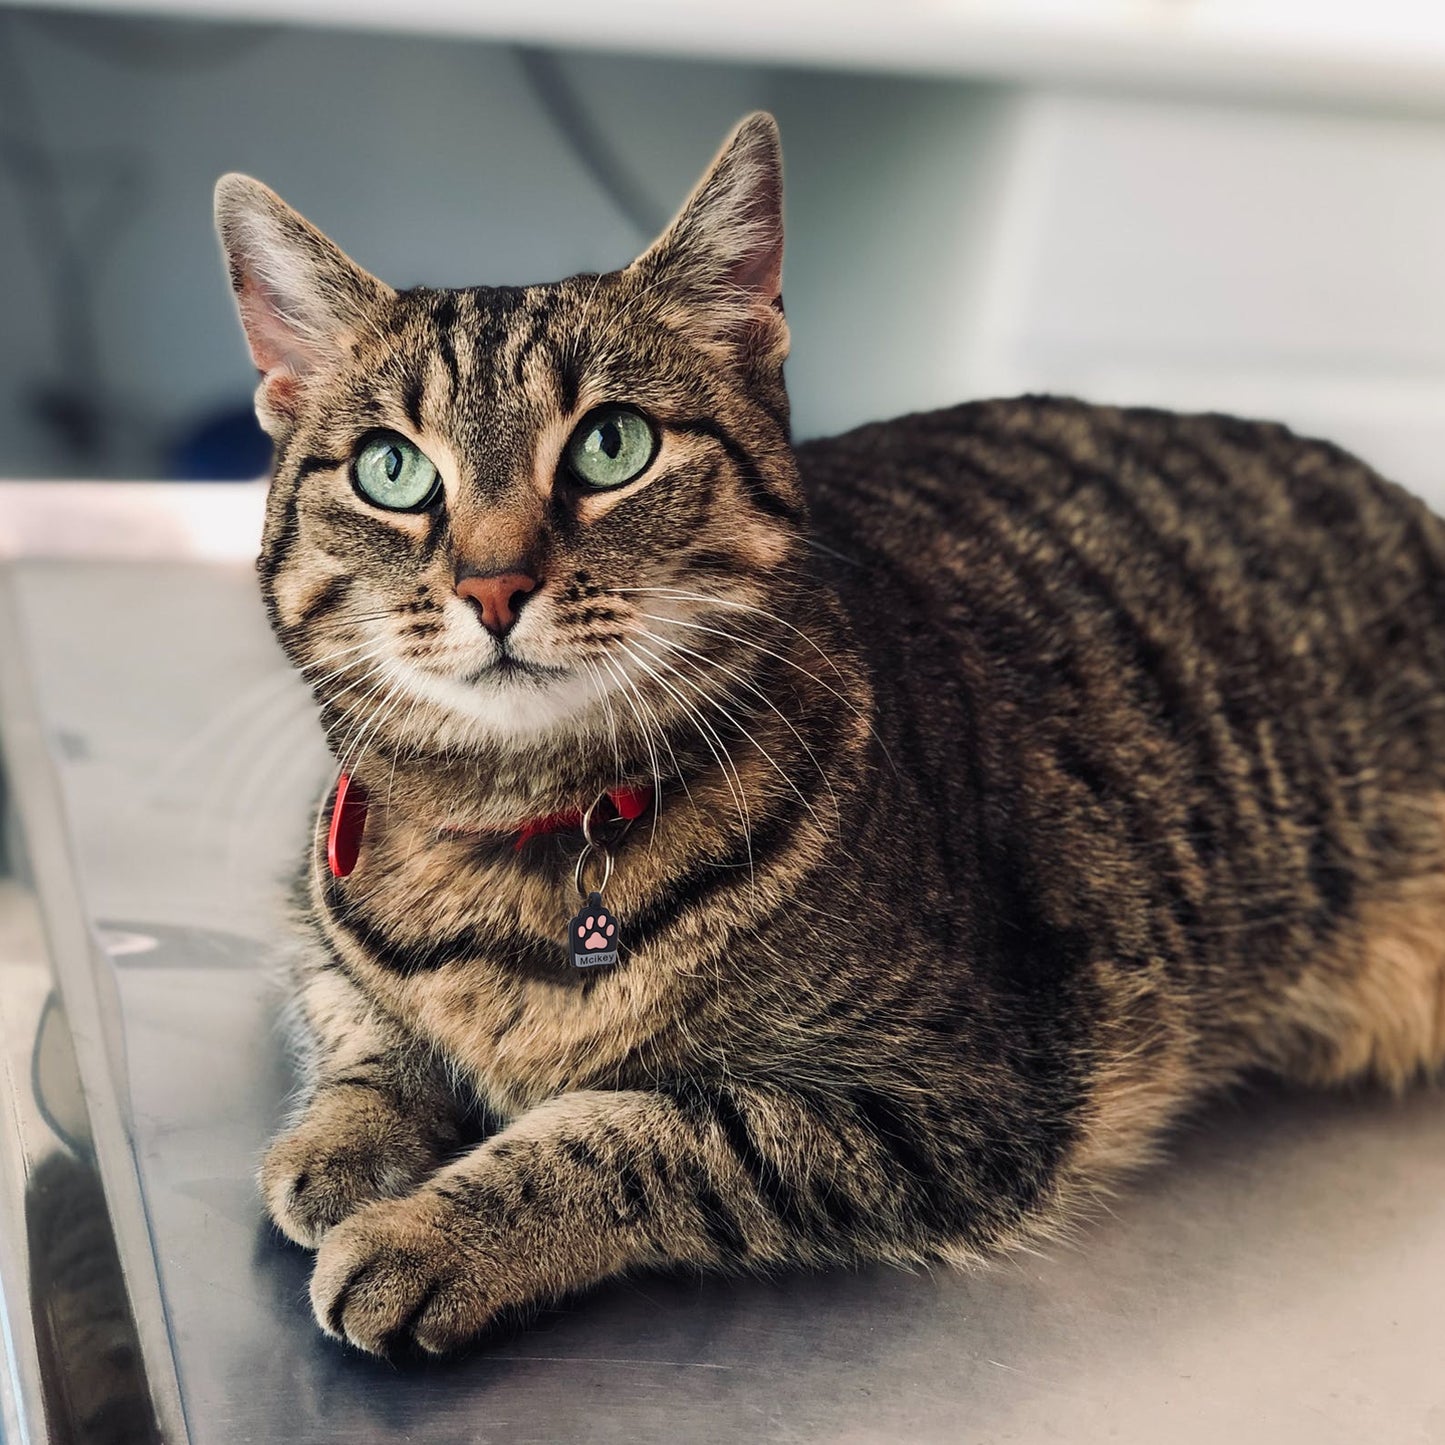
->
[573,840,615,899]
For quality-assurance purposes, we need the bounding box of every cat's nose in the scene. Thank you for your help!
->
[455,571,537,637]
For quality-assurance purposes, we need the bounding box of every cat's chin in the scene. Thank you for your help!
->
[398,657,611,746]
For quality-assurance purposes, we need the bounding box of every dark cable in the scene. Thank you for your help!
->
[513,46,668,242]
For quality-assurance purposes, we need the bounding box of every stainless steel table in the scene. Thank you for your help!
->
[1,482,1442,1444]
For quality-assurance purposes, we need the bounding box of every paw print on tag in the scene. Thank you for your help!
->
[568,892,621,969]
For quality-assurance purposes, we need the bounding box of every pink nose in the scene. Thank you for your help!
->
[455,572,537,637]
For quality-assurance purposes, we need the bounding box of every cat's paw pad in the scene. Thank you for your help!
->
[262,1094,434,1249]
[576,911,616,954]
[310,1191,497,1357]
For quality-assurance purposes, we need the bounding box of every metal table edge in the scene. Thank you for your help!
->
[0,567,191,1445]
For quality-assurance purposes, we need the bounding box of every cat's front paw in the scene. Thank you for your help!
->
[309,1189,503,1357]
[262,1091,436,1249]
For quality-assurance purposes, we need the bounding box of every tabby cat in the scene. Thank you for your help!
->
[215,114,1445,1356]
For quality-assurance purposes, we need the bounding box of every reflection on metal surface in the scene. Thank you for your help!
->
[32,994,92,1158]
[0,574,182,1445]
[0,847,163,1443]
[95,931,160,961]
[28,1132,162,1445]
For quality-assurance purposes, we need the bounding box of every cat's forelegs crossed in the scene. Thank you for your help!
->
[304,1085,868,1355]
[263,965,1038,1356]
[267,1035,979,1356]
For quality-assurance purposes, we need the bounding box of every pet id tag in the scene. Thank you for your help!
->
[568,795,633,968]
[569,891,620,969]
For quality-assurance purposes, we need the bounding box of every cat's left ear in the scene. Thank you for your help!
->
[632,112,787,365]
[214,175,395,434]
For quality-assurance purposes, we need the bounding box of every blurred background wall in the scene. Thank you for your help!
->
[1,2,1444,506]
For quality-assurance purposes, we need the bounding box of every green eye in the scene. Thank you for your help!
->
[565,406,658,490]
[351,432,441,511]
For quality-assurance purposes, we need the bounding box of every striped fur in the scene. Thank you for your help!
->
[217,115,1445,1357]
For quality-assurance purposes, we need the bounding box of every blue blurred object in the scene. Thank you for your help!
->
[167,404,271,480]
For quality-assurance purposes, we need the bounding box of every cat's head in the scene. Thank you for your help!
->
[215,114,802,781]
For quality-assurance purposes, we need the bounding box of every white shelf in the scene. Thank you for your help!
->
[0,481,266,562]
[21,0,1445,110]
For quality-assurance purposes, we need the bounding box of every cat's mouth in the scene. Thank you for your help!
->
[462,652,570,686]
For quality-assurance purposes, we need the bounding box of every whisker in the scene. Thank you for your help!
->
[582,658,624,791]
[331,661,403,774]
[308,763,343,901]
[601,652,681,838]
[384,684,428,815]
[633,609,898,776]
[806,538,863,567]
[596,656,652,800]
[566,271,607,374]
[609,586,850,685]
[615,639,753,883]
[301,643,396,694]
[635,612,865,726]
[302,663,402,901]
[311,660,409,897]
[358,674,411,787]
[297,636,387,669]
[635,627,840,828]
[631,638,831,837]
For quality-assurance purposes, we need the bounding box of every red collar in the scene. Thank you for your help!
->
[326,773,652,878]
[511,784,652,847]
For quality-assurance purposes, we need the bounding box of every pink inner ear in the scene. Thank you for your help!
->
[729,186,784,306]
[236,270,314,381]
[731,240,782,310]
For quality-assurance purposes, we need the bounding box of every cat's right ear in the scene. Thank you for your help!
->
[213,176,394,433]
